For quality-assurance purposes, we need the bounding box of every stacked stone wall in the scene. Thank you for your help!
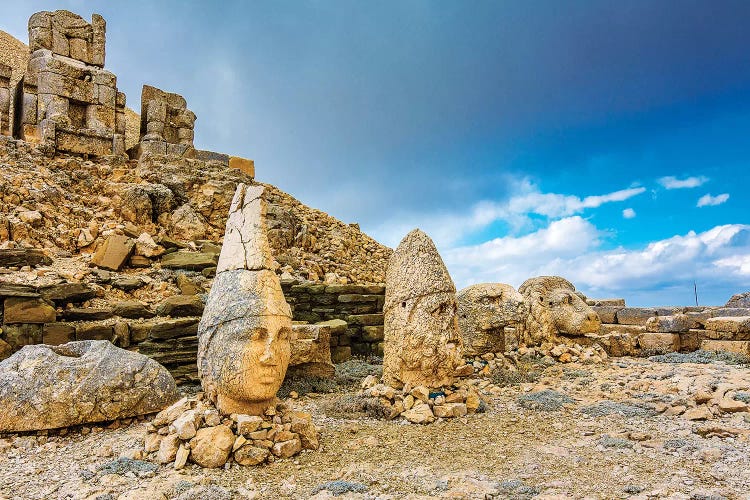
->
[281,281,385,361]
[586,302,750,357]
[0,262,384,383]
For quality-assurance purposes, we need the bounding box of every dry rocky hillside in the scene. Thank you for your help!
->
[0,139,390,285]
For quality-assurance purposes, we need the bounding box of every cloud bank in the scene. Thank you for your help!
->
[658,176,709,189]
[445,223,750,306]
[697,193,730,207]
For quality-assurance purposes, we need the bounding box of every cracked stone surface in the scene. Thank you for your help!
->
[0,340,178,431]
[216,183,273,273]
[382,229,463,389]
[198,184,293,416]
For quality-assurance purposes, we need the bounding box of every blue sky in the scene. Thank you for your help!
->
[3,1,750,305]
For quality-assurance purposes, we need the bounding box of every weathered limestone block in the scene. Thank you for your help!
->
[699,340,750,355]
[3,297,56,324]
[288,322,335,378]
[135,84,196,156]
[518,276,601,345]
[457,283,527,356]
[0,340,178,431]
[591,306,622,324]
[229,156,255,178]
[383,229,462,389]
[0,63,11,136]
[42,323,76,345]
[198,184,293,416]
[216,184,273,273]
[91,234,134,271]
[587,298,626,307]
[22,11,120,154]
[616,308,658,326]
[638,332,680,354]
[161,251,217,270]
[726,292,750,308]
[704,316,750,334]
[645,314,699,333]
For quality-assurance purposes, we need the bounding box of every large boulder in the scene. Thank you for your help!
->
[0,340,178,431]
[726,291,750,308]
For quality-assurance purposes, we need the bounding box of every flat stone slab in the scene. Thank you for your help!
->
[91,234,135,271]
[39,283,96,303]
[161,252,218,270]
[699,340,750,355]
[615,308,658,326]
[0,249,52,268]
[704,316,750,334]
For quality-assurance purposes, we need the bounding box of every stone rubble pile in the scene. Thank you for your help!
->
[359,374,485,424]
[144,395,319,469]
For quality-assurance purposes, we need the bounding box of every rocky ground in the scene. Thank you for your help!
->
[1,353,748,500]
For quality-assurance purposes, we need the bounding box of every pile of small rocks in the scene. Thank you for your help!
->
[143,395,319,469]
[525,342,609,364]
[359,375,484,424]
[671,384,749,421]
[460,342,608,378]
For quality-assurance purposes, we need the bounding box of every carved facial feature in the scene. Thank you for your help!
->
[398,291,462,387]
[208,314,291,406]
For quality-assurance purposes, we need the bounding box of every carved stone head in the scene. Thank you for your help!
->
[383,229,462,389]
[518,276,601,345]
[198,184,293,415]
[457,283,528,356]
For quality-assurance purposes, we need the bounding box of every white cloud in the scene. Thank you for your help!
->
[371,178,646,247]
[444,223,750,306]
[697,193,730,207]
[622,208,636,219]
[658,175,709,189]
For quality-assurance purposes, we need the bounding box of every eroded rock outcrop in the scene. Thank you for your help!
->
[518,276,601,345]
[0,340,178,431]
[382,229,462,389]
[197,183,293,416]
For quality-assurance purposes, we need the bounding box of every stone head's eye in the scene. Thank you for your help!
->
[401,301,406,308]
[564,295,572,305]
[538,296,544,303]
[249,328,267,341]
[276,328,290,340]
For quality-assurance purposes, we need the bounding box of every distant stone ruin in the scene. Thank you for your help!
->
[132,84,197,159]
[18,11,126,155]
[0,9,253,170]
[0,63,11,136]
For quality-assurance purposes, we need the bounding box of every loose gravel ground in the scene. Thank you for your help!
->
[1,356,749,499]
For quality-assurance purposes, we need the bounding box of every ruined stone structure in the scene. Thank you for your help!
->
[519,276,601,345]
[18,11,126,155]
[0,63,11,136]
[197,184,293,416]
[382,229,463,389]
[457,283,527,356]
[132,84,196,158]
